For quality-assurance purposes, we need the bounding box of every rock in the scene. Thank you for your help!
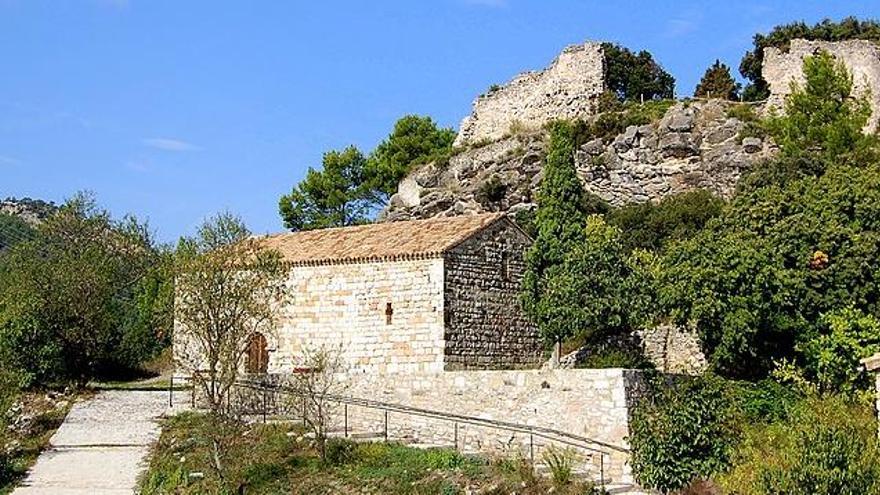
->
[659,132,699,159]
[580,137,605,156]
[742,137,762,154]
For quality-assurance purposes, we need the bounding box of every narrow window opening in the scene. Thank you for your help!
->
[501,250,511,281]
[385,302,393,325]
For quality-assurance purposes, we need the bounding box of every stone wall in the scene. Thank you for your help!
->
[335,368,647,484]
[454,42,605,147]
[764,39,880,131]
[443,218,543,369]
[269,258,447,375]
[636,324,707,375]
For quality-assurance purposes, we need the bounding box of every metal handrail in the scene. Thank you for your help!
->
[233,377,628,487]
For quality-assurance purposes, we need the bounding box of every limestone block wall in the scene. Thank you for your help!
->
[454,42,605,147]
[443,219,543,369]
[764,39,880,131]
[269,258,447,375]
[335,368,647,484]
[636,324,708,375]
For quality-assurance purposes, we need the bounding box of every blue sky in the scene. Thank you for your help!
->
[2,1,878,242]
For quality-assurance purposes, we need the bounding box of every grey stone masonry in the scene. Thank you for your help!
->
[443,217,543,369]
[455,42,605,147]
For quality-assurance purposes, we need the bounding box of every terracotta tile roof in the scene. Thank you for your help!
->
[259,213,507,265]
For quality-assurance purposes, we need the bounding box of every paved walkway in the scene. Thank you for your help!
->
[12,390,185,495]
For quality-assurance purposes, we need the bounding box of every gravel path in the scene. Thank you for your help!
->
[12,390,187,495]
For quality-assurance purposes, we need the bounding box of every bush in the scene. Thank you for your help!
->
[723,396,880,495]
[572,99,674,146]
[629,374,739,493]
[325,437,359,466]
[542,446,577,487]
[475,176,508,207]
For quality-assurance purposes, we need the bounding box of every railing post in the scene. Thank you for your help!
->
[344,404,348,438]
[454,422,458,451]
[600,453,605,489]
[384,410,388,442]
[302,396,307,427]
[262,385,268,423]
[168,374,174,408]
[529,433,534,463]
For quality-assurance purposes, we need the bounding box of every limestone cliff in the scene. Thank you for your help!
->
[382,99,772,221]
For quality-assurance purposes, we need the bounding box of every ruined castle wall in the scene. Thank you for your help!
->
[454,42,605,146]
[268,258,447,375]
[764,39,880,131]
[443,219,543,369]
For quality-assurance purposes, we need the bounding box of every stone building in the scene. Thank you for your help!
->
[255,213,543,375]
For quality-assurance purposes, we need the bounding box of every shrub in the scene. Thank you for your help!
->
[475,176,508,206]
[602,43,675,102]
[722,396,880,495]
[542,446,577,487]
[325,437,359,466]
[725,103,759,123]
[629,374,739,493]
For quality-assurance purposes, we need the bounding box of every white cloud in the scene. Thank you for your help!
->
[142,138,202,152]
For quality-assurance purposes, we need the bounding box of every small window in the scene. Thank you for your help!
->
[501,250,511,281]
[385,302,393,325]
[245,333,269,374]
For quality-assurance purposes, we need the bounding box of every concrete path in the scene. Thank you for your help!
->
[12,390,185,495]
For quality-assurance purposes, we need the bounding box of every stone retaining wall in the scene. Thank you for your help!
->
[331,368,647,484]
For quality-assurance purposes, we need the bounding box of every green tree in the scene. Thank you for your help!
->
[543,216,654,344]
[766,50,874,164]
[0,193,169,385]
[522,122,591,348]
[606,189,725,252]
[0,213,35,251]
[799,307,880,395]
[278,146,375,231]
[630,374,740,493]
[366,115,455,200]
[660,53,880,380]
[694,59,740,100]
[602,43,675,102]
[739,17,880,101]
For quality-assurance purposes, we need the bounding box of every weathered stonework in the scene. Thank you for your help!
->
[764,39,880,131]
[454,42,605,147]
[636,324,707,375]
[383,99,772,221]
[334,368,648,484]
[443,218,541,369]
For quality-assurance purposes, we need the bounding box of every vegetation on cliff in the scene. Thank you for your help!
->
[694,59,740,100]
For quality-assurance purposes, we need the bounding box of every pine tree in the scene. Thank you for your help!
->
[694,59,740,100]
[521,121,591,350]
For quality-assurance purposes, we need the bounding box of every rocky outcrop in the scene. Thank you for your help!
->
[0,197,56,225]
[454,42,605,147]
[764,39,880,131]
[579,100,774,205]
[382,100,773,221]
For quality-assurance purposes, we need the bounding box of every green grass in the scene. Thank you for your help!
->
[139,412,605,495]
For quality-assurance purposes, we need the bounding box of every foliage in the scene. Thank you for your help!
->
[0,193,169,385]
[522,122,591,346]
[576,346,654,370]
[287,345,348,462]
[174,212,287,414]
[739,16,880,100]
[606,189,724,252]
[542,446,577,487]
[765,50,874,164]
[730,379,802,425]
[629,374,740,493]
[0,214,34,251]
[574,99,674,145]
[694,59,740,100]
[722,395,880,495]
[278,146,376,231]
[659,53,880,380]
[799,307,880,395]
[541,216,654,345]
[602,43,675,102]
[725,103,759,123]
[474,175,508,207]
[325,438,359,466]
[366,115,455,200]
